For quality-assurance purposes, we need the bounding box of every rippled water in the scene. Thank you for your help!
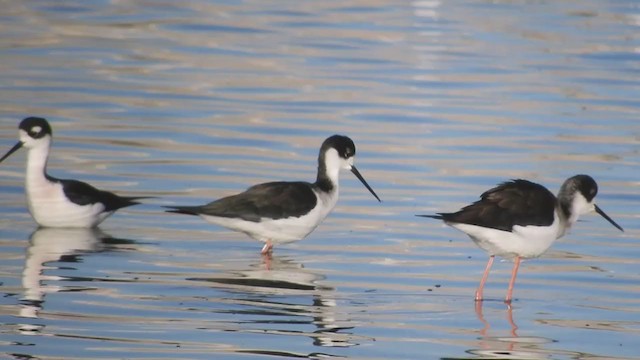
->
[1,1,639,359]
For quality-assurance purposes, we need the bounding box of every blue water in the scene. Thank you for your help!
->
[1,0,639,359]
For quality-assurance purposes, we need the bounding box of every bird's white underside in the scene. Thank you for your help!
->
[200,187,339,244]
[448,210,562,259]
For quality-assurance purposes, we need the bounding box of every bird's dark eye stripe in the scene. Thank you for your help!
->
[345,148,354,157]
[27,126,44,137]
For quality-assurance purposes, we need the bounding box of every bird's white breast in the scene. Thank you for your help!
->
[25,173,109,228]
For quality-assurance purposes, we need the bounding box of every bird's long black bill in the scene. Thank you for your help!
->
[350,165,381,202]
[595,204,624,232]
[0,142,23,163]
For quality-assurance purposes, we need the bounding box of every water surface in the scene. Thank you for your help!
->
[0,1,639,359]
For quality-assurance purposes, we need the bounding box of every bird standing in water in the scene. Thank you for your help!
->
[166,135,381,254]
[0,117,148,228]
[418,175,623,303]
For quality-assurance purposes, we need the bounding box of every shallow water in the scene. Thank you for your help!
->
[0,0,639,359]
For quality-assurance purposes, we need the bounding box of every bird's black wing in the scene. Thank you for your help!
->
[57,178,143,212]
[167,181,317,222]
[434,179,557,232]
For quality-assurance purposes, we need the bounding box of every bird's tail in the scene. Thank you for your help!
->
[415,214,444,220]
[106,195,155,212]
[122,196,155,204]
[164,206,200,216]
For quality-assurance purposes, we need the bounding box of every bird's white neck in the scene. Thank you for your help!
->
[25,144,52,189]
[323,149,342,186]
[556,191,591,238]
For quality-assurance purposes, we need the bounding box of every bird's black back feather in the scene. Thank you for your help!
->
[422,179,557,232]
[56,178,145,212]
[165,181,318,222]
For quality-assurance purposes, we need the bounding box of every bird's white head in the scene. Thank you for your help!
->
[0,117,53,164]
[558,175,623,232]
[19,117,53,149]
[317,135,380,202]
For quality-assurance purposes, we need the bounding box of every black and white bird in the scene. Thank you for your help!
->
[417,175,623,303]
[165,135,381,254]
[0,117,148,228]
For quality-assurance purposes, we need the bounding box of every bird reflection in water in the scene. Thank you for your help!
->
[190,255,365,355]
[459,302,555,359]
[19,227,135,334]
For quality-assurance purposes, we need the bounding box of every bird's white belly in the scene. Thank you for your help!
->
[26,178,108,228]
[449,214,562,259]
[201,191,337,244]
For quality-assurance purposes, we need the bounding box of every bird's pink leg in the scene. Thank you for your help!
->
[505,256,521,304]
[506,302,518,337]
[475,255,495,301]
[262,252,272,270]
[474,300,489,337]
[261,240,273,255]
[261,240,274,270]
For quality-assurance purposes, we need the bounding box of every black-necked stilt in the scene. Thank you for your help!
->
[417,175,623,303]
[165,135,381,254]
[0,117,148,228]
